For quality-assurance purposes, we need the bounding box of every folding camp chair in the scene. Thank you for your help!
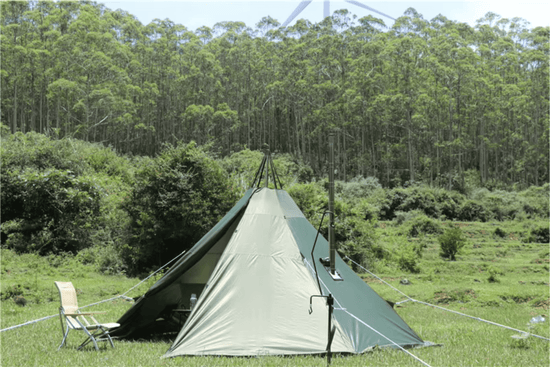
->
[55,281,120,351]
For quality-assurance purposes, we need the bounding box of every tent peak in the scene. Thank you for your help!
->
[250,146,283,189]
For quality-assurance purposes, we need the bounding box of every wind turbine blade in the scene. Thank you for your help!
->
[344,0,396,21]
[281,0,313,27]
[324,0,330,19]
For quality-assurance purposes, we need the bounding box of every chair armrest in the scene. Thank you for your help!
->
[64,311,107,316]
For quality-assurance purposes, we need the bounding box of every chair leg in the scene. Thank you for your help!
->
[94,328,115,348]
[105,332,115,348]
[77,327,99,351]
[58,326,70,350]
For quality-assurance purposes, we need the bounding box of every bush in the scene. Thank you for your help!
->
[1,168,101,254]
[458,200,488,222]
[337,216,384,271]
[380,186,440,220]
[494,227,507,238]
[76,243,127,275]
[408,214,443,237]
[122,142,239,275]
[487,266,503,283]
[517,184,550,219]
[525,224,550,244]
[472,189,521,221]
[438,226,467,261]
[434,189,465,220]
[396,244,421,273]
[339,176,382,201]
[0,131,133,259]
[287,182,327,222]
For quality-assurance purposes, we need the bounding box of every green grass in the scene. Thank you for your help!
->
[1,219,549,366]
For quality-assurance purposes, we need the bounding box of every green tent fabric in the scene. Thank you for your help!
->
[114,188,424,356]
[111,189,256,339]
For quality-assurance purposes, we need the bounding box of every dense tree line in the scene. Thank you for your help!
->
[2,0,548,188]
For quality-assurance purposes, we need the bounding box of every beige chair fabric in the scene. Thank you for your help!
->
[55,281,119,351]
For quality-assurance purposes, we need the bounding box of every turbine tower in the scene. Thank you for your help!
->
[281,0,395,27]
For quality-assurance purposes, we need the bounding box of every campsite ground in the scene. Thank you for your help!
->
[1,221,548,366]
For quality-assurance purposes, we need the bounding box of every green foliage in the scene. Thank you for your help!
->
[487,266,503,283]
[3,0,549,190]
[335,215,383,271]
[433,189,465,220]
[517,184,550,218]
[1,168,101,254]
[287,182,327,221]
[338,176,383,201]
[494,227,507,238]
[380,185,441,220]
[407,214,443,237]
[438,226,467,261]
[122,142,239,275]
[525,224,550,244]
[0,133,133,259]
[458,200,488,222]
[221,150,264,193]
[1,132,89,174]
[76,243,127,275]
[396,243,421,273]
[222,150,314,194]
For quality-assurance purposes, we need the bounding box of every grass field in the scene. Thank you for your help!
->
[1,220,549,366]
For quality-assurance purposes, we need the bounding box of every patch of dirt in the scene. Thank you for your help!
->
[499,295,535,304]
[433,288,476,304]
[532,299,550,309]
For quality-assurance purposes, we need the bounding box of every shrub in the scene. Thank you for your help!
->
[400,187,439,217]
[408,214,442,237]
[287,182,327,222]
[339,176,382,201]
[122,142,239,275]
[458,200,488,222]
[396,244,421,273]
[434,189,465,220]
[494,227,507,238]
[1,168,101,254]
[525,224,550,244]
[517,184,550,219]
[380,186,441,220]
[487,266,503,283]
[0,131,133,257]
[438,226,467,261]
[393,210,417,225]
[472,189,522,221]
[76,243,127,275]
[352,199,379,221]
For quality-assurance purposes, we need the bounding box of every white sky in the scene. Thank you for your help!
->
[99,0,549,32]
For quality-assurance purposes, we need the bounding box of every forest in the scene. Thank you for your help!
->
[2,0,548,188]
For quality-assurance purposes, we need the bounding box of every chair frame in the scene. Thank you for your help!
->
[55,281,119,351]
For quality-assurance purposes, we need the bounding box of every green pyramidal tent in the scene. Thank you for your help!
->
[113,183,425,356]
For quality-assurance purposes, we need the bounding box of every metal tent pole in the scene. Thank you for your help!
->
[328,131,336,275]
